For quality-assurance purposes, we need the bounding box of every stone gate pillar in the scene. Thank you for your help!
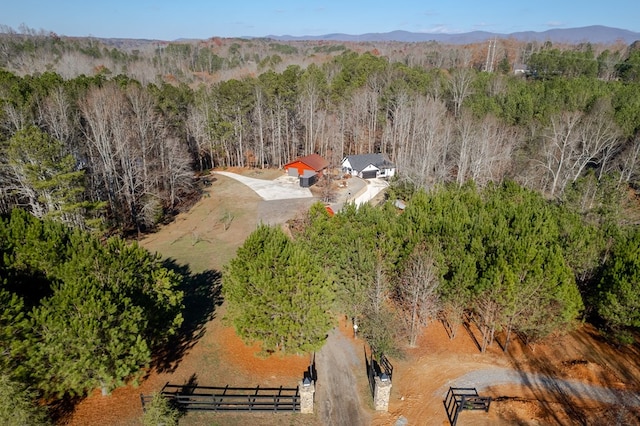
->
[299,378,315,414]
[373,374,392,411]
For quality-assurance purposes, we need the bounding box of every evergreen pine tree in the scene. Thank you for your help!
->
[596,228,640,343]
[0,373,50,426]
[29,275,151,397]
[223,225,333,354]
[142,392,180,426]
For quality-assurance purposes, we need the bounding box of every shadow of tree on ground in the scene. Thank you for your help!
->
[48,394,83,425]
[502,328,640,425]
[150,259,223,374]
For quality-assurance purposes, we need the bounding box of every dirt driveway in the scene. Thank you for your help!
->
[315,327,373,426]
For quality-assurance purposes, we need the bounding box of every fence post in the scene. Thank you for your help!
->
[299,378,315,414]
[373,374,392,411]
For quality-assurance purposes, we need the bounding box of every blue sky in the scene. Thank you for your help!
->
[3,0,639,40]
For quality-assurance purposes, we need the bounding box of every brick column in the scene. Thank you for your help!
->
[299,379,315,414]
[373,375,392,411]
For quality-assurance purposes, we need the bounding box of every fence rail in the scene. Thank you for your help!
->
[379,354,393,380]
[142,383,300,413]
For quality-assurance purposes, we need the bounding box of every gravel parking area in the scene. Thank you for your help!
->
[214,171,314,200]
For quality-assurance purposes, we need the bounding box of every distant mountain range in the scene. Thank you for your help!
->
[265,25,640,45]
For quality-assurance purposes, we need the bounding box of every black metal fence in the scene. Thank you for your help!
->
[379,354,393,381]
[365,349,393,397]
[366,349,375,396]
[142,354,318,414]
[142,383,300,413]
[139,393,155,410]
[444,387,491,426]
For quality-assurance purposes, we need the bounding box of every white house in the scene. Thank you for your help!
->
[341,153,396,179]
[513,63,529,76]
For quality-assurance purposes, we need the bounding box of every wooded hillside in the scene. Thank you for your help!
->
[1,30,640,424]
[1,34,640,232]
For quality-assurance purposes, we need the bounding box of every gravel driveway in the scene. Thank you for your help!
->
[437,367,640,406]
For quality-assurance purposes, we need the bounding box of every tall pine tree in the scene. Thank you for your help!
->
[223,225,333,354]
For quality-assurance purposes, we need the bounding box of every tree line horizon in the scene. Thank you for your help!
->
[1,37,639,230]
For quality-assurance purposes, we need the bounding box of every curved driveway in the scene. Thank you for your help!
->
[438,367,640,406]
[353,178,389,206]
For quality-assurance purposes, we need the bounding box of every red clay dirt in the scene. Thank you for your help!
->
[66,306,313,426]
[64,168,640,426]
[373,321,640,426]
[67,315,640,425]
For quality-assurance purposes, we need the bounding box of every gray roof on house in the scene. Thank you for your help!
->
[343,154,394,173]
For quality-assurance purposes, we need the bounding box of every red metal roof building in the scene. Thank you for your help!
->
[283,154,329,178]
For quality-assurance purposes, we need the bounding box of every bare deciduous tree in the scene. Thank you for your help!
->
[162,136,194,209]
[454,111,475,185]
[539,111,583,197]
[448,68,475,117]
[618,134,640,184]
[475,289,502,353]
[1,102,29,134]
[380,88,411,165]
[80,83,124,215]
[297,67,324,155]
[37,86,78,148]
[393,94,452,189]
[186,89,218,171]
[81,83,193,230]
[454,113,517,186]
[472,115,517,185]
[539,104,623,197]
[397,244,441,347]
[579,99,623,180]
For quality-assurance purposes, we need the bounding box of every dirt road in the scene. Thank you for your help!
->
[439,367,640,406]
[315,328,372,426]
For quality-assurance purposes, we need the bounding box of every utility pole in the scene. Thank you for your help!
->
[489,37,497,73]
[485,39,492,72]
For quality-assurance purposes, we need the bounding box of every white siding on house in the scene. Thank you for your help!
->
[341,158,355,176]
[378,167,395,178]
[340,154,396,179]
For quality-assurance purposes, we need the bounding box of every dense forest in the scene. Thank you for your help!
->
[1,32,640,232]
[1,28,640,423]
[0,209,184,423]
